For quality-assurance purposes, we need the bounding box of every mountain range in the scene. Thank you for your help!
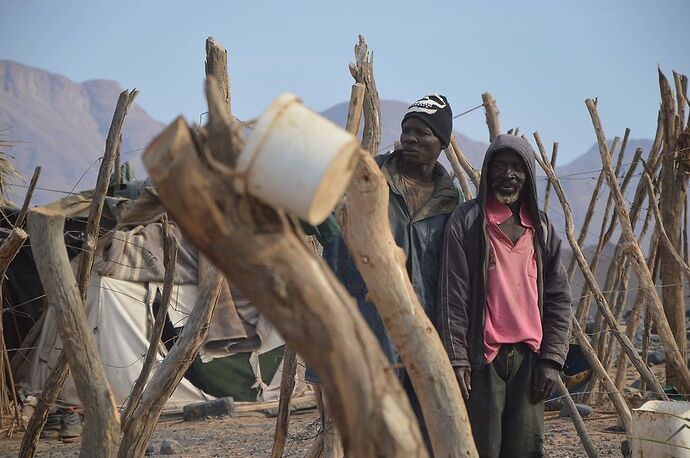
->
[1,59,652,254]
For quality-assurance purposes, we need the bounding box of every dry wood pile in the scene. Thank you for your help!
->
[0,34,686,458]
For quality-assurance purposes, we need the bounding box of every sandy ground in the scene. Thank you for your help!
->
[0,407,626,457]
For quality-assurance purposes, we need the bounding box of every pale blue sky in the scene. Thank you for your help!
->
[2,0,688,162]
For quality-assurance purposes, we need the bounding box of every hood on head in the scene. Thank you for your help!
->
[478,134,541,228]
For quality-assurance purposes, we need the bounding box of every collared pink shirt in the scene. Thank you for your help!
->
[483,195,542,363]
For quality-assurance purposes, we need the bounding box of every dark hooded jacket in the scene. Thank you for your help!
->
[312,150,461,364]
[436,134,571,369]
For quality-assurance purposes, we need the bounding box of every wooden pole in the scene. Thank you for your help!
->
[543,142,559,213]
[120,217,178,431]
[342,60,477,457]
[658,69,688,387]
[481,92,501,142]
[444,143,473,200]
[555,376,598,458]
[348,35,381,155]
[269,347,298,458]
[19,89,138,457]
[141,79,427,457]
[15,166,41,228]
[450,136,480,190]
[585,98,690,395]
[345,83,365,135]
[118,266,223,458]
[205,37,230,115]
[614,235,659,392]
[571,317,631,433]
[27,208,119,457]
[532,131,668,399]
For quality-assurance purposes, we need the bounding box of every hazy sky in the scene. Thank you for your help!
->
[2,0,688,163]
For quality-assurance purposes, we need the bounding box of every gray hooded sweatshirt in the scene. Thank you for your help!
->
[436,134,572,369]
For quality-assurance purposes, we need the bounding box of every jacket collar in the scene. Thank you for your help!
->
[379,150,459,220]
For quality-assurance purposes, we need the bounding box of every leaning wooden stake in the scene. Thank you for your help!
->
[481,92,501,141]
[120,216,178,431]
[118,266,223,458]
[533,131,667,400]
[450,136,480,191]
[585,98,690,395]
[15,166,41,227]
[141,78,427,457]
[571,318,631,433]
[555,376,598,458]
[27,208,119,457]
[543,143,558,213]
[20,89,138,458]
[269,347,297,458]
[444,142,473,200]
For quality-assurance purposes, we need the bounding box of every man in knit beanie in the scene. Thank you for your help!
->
[306,93,462,453]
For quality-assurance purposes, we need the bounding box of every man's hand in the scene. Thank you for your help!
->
[454,366,471,399]
[530,360,560,403]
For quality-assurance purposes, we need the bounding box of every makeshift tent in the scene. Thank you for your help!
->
[12,184,307,412]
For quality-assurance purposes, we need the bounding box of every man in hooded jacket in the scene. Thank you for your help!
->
[436,134,571,457]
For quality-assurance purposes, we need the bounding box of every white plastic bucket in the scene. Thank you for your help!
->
[630,400,690,457]
[234,93,359,225]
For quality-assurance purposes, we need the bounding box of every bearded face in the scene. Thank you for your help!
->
[487,150,527,205]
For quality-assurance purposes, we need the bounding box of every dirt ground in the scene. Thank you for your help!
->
[0,407,626,457]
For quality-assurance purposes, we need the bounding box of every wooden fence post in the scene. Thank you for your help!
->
[20,89,138,458]
[27,208,119,457]
[585,98,690,395]
[141,79,427,457]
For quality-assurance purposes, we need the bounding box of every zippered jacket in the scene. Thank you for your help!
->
[436,135,572,369]
[312,150,461,363]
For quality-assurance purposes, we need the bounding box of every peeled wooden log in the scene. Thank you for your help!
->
[141,80,426,457]
[340,147,477,458]
[118,266,223,458]
[450,136,480,190]
[27,208,119,457]
[543,142,558,213]
[533,131,667,400]
[585,98,690,395]
[444,143,473,200]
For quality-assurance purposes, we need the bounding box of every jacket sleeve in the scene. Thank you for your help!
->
[436,211,471,367]
[539,220,572,368]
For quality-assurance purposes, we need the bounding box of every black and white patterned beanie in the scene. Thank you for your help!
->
[401,94,453,147]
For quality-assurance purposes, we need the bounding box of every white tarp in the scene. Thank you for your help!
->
[27,275,211,413]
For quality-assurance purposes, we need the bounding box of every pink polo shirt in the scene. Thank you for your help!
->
[483,195,542,363]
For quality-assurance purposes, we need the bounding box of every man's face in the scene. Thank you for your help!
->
[399,118,442,167]
[488,149,527,204]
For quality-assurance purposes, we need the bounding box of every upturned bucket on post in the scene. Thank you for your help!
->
[234,93,360,225]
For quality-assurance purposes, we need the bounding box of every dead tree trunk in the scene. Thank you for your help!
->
[532,131,667,399]
[585,98,690,395]
[481,92,501,141]
[20,89,138,458]
[118,266,223,458]
[339,147,477,458]
[349,35,381,155]
[141,80,427,457]
[269,346,297,458]
[658,69,688,387]
[27,208,119,457]
[120,217,178,431]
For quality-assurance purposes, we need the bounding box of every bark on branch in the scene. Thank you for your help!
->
[27,208,119,457]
